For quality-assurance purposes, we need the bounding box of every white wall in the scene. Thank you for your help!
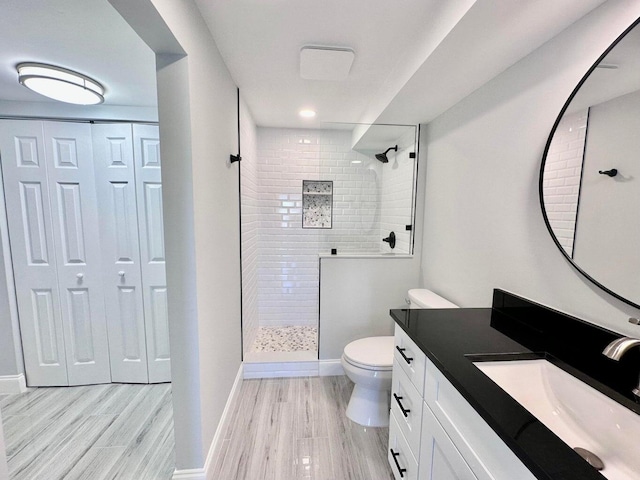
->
[255,128,382,328]
[154,1,242,470]
[420,0,640,334]
[573,89,640,304]
[319,256,419,359]
[112,0,242,472]
[240,96,260,355]
[542,108,588,257]
[0,100,157,123]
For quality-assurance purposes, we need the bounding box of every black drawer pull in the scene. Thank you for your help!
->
[390,449,407,478]
[396,346,413,364]
[393,393,411,417]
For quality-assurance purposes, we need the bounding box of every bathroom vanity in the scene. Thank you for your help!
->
[388,289,640,480]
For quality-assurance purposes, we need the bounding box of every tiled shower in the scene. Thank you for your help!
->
[240,103,417,361]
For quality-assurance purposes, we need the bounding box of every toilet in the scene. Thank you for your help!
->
[341,288,458,427]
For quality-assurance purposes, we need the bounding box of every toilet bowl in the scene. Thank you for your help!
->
[341,336,394,427]
[342,289,458,427]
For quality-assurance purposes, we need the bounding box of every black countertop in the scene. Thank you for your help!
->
[390,289,640,480]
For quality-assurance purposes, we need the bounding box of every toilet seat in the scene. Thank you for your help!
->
[343,336,394,371]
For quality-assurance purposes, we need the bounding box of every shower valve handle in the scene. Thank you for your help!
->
[382,231,396,249]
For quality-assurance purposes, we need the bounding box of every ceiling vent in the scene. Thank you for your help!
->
[300,46,354,81]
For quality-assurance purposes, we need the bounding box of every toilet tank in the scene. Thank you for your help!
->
[407,289,458,309]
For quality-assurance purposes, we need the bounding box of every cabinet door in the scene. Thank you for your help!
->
[389,411,419,480]
[43,122,111,386]
[92,124,149,383]
[133,124,171,383]
[0,120,68,386]
[419,402,477,480]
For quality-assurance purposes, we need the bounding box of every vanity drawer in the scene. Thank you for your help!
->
[394,324,427,395]
[389,411,419,480]
[424,360,536,480]
[391,359,424,458]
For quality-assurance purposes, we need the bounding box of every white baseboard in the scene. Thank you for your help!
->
[172,363,244,480]
[171,469,205,480]
[319,359,344,376]
[0,373,27,394]
[170,359,343,479]
[243,359,343,379]
[244,361,318,379]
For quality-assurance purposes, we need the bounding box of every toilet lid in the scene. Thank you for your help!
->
[343,336,394,370]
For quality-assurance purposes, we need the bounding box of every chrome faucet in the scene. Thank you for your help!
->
[603,337,640,398]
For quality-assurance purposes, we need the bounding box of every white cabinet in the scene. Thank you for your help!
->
[0,120,170,386]
[394,324,427,394]
[389,325,536,480]
[424,360,536,480]
[389,326,426,479]
[420,402,477,480]
[389,411,420,480]
[391,361,424,459]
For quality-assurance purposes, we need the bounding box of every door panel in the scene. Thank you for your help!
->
[150,286,170,360]
[43,122,110,386]
[56,183,87,264]
[133,124,170,383]
[92,124,149,383]
[0,120,68,386]
[419,403,477,480]
[20,181,50,265]
[143,183,165,262]
[31,289,61,366]
[66,287,95,363]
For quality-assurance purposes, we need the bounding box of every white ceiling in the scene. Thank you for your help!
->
[196,0,607,128]
[0,0,156,108]
[0,0,609,129]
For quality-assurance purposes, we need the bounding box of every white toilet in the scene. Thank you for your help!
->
[341,288,458,427]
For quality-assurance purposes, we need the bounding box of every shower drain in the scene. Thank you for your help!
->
[573,447,604,471]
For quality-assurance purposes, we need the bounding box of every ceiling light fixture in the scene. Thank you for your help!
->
[17,62,105,105]
[299,109,316,118]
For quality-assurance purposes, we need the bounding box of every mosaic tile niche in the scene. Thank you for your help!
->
[302,180,333,228]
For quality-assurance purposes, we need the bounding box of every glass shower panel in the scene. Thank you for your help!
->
[318,124,418,255]
[240,123,418,362]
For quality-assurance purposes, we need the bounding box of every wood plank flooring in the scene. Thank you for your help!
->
[212,375,394,480]
[0,376,392,480]
[0,383,174,480]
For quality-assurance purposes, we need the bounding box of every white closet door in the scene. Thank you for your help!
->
[92,124,149,383]
[133,124,171,383]
[43,122,111,386]
[0,120,68,386]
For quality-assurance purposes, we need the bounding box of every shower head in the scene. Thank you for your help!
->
[375,145,398,163]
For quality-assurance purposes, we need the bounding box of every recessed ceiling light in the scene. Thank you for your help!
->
[17,62,105,105]
[299,109,316,118]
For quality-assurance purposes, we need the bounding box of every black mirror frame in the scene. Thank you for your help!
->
[539,16,640,311]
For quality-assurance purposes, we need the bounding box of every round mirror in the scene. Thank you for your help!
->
[540,18,640,309]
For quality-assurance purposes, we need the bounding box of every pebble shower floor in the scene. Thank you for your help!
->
[251,326,318,352]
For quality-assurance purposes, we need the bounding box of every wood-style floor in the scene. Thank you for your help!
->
[0,383,174,480]
[212,375,394,480]
[0,375,393,480]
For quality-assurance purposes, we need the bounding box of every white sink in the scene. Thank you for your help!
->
[474,359,640,480]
